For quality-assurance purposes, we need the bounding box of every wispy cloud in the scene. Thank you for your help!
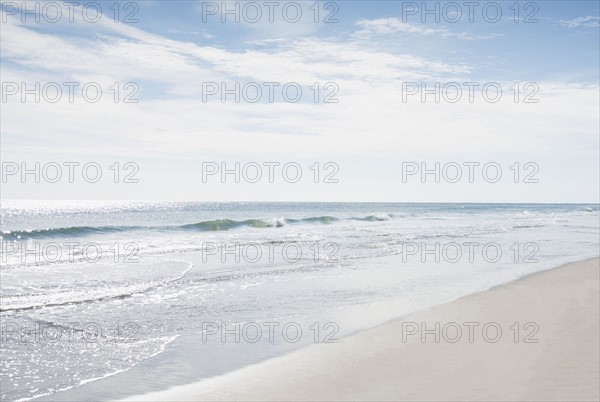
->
[167,29,215,39]
[559,16,600,28]
[353,18,503,40]
[1,10,471,91]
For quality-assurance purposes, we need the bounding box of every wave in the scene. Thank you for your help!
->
[352,213,392,222]
[181,218,286,231]
[0,264,191,312]
[513,224,546,229]
[0,225,139,241]
[285,216,339,224]
[1,214,390,240]
[182,216,341,231]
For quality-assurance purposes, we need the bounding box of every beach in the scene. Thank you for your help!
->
[3,1,600,400]
[126,257,600,401]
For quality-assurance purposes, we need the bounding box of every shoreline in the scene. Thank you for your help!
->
[124,257,600,401]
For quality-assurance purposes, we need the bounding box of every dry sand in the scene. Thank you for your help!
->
[126,258,600,401]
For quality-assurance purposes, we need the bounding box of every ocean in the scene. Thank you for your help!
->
[1,201,598,401]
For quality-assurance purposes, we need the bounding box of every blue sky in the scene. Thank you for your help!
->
[42,1,600,81]
[1,1,599,201]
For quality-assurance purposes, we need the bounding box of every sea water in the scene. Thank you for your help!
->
[1,201,598,400]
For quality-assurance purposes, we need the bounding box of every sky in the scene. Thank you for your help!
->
[0,0,599,202]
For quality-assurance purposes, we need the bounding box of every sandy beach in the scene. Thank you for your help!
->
[125,258,600,401]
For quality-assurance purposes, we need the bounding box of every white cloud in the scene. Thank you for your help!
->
[1,7,598,202]
[353,18,503,40]
[167,29,214,39]
[0,11,472,90]
[559,16,600,28]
